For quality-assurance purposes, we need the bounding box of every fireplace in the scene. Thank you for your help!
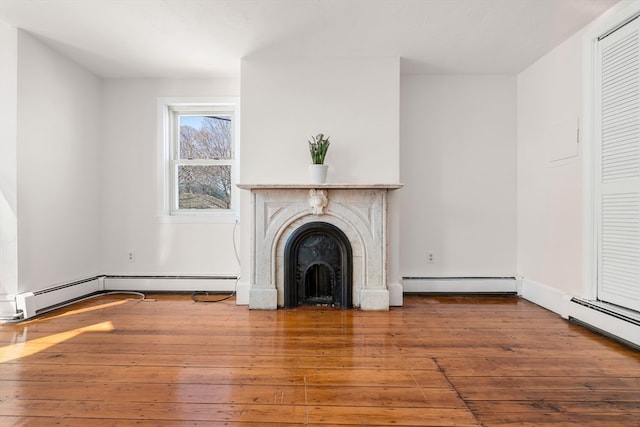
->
[237,183,402,310]
[284,221,353,308]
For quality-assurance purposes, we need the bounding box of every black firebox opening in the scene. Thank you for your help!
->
[284,221,353,308]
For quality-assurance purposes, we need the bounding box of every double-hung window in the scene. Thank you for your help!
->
[159,99,239,221]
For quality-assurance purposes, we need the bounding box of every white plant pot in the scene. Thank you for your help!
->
[308,164,328,184]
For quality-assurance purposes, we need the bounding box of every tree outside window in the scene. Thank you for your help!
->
[177,115,232,210]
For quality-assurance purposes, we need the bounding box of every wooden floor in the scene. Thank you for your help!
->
[0,294,639,426]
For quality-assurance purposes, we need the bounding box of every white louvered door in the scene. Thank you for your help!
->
[597,17,640,311]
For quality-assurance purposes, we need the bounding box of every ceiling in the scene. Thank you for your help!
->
[0,0,621,79]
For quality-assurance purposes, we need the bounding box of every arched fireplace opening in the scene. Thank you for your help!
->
[284,221,353,308]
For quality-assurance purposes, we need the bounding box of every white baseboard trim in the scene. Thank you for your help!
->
[235,281,250,305]
[519,278,639,348]
[519,278,571,318]
[402,277,517,293]
[388,282,403,306]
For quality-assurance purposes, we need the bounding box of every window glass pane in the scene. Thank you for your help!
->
[179,115,232,160]
[178,165,231,209]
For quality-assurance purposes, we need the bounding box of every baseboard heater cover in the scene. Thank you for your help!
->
[402,277,517,294]
[14,275,238,320]
[568,297,640,349]
[15,276,105,320]
[104,275,238,292]
[570,298,640,327]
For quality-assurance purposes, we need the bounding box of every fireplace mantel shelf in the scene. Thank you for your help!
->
[237,183,403,190]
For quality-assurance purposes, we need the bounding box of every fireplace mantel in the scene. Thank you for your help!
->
[238,183,402,310]
[237,183,403,190]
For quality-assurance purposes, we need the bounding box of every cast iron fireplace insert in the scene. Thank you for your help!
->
[283,221,353,308]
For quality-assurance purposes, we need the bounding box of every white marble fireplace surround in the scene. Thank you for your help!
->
[238,184,402,310]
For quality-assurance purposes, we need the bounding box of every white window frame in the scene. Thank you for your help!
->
[158,97,240,223]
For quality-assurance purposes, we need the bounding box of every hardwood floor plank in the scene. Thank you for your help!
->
[1,294,637,426]
[305,385,467,408]
[0,419,305,427]
[449,375,640,390]
[468,401,640,427]
[0,400,308,424]
[306,405,479,426]
[471,413,640,427]
[0,351,440,370]
[460,388,640,402]
[303,368,450,387]
[0,380,307,405]
[437,356,640,377]
[0,364,309,385]
[468,400,640,414]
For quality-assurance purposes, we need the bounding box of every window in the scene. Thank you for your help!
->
[159,98,239,222]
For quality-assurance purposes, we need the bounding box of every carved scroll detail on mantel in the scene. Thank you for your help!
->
[309,189,328,215]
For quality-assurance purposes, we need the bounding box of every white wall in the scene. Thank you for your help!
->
[516,2,640,346]
[240,57,400,184]
[400,75,517,278]
[239,57,401,294]
[517,30,584,296]
[16,31,103,292]
[101,78,241,276]
[0,20,18,315]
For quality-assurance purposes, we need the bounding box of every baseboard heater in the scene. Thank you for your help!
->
[14,275,238,321]
[15,276,105,320]
[401,277,518,294]
[568,297,640,350]
[570,298,640,326]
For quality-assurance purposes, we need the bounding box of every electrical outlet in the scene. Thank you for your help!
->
[128,251,135,263]
[427,252,435,264]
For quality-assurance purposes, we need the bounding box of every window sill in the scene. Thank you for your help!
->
[157,213,239,224]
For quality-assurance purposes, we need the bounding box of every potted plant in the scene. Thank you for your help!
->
[308,133,330,184]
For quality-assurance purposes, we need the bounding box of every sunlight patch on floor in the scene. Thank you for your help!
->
[0,321,114,363]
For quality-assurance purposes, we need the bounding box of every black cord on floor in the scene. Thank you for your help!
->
[191,291,235,303]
